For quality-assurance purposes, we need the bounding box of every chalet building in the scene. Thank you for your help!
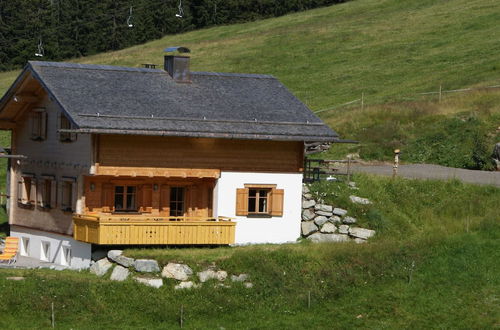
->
[0,52,338,269]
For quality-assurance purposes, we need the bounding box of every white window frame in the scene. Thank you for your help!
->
[20,237,30,257]
[40,241,50,262]
[61,246,71,266]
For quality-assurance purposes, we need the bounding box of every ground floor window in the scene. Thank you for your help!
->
[114,185,137,212]
[169,187,185,217]
[236,184,284,217]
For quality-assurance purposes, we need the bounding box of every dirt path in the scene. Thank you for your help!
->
[343,163,500,187]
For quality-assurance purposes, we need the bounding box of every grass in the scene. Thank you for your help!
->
[2,175,497,328]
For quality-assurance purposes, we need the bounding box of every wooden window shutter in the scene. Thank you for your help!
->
[58,181,64,209]
[235,188,249,216]
[102,183,114,212]
[71,181,78,212]
[41,111,48,140]
[140,184,152,212]
[37,179,45,207]
[17,179,23,203]
[270,188,284,217]
[160,185,170,214]
[50,180,57,209]
[29,178,37,204]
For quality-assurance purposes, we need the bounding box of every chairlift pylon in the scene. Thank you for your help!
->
[175,0,184,18]
[34,37,44,57]
[127,6,134,28]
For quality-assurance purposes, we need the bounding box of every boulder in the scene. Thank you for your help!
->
[231,274,249,282]
[302,193,313,199]
[198,269,218,282]
[349,195,372,205]
[302,209,315,221]
[307,233,350,243]
[161,263,193,281]
[332,208,348,217]
[349,227,376,240]
[338,224,350,234]
[302,185,310,194]
[329,216,342,224]
[217,270,228,281]
[301,221,318,236]
[175,281,199,290]
[302,200,316,209]
[314,204,333,213]
[90,258,113,277]
[342,216,357,224]
[110,265,130,281]
[316,210,333,217]
[108,250,135,268]
[134,259,160,273]
[134,277,163,288]
[313,216,329,226]
[320,222,337,234]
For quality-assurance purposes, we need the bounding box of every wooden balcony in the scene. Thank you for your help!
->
[73,214,236,245]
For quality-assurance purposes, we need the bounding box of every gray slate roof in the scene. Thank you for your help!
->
[15,61,339,141]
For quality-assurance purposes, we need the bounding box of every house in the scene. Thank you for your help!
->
[0,50,338,269]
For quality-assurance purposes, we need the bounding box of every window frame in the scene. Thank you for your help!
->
[60,177,77,212]
[58,113,77,143]
[113,185,138,213]
[169,186,185,217]
[37,175,56,210]
[236,184,284,218]
[18,173,36,208]
[30,107,47,141]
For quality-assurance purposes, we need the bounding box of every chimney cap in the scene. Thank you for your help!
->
[164,46,190,53]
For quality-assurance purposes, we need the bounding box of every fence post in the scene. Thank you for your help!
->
[392,149,400,178]
[347,156,351,183]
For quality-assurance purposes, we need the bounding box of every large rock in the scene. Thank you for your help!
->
[110,265,130,281]
[302,185,310,194]
[198,269,217,282]
[302,209,315,221]
[343,216,357,224]
[301,221,318,236]
[134,277,163,288]
[314,204,333,213]
[338,224,350,234]
[307,233,350,243]
[313,216,329,226]
[162,263,193,281]
[332,208,348,217]
[175,281,200,290]
[108,250,135,268]
[134,259,160,273]
[349,195,372,205]
[90,258,113,277]
[316,210,333,217]
[320,222,337,234]
[302,199,316,209]
[349,227,376,240]
[303,193,313,199]
[329,216,342,224]
[216,270,228,281]
[231,274,249,282]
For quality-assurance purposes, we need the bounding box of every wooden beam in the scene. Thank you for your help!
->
[96,166,221,178]
[12,93,39,104]
[0,120,16,130]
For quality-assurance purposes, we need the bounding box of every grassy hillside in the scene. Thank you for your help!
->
[1,175,499,328]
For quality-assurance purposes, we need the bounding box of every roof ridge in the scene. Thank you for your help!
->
[28,61,164,74]
[191,71,275,79]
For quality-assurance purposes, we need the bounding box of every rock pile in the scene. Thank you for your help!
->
[301,185,376,243]
[89,250,253,289]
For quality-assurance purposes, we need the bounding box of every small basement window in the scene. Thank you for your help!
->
[61,246,71,266]
[20,237,30,257]
[236,184,284,217]
[59,114,77,142]
[41,241,50,262]
[30,108,47,141]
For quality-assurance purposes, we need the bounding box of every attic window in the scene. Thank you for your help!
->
[59,114,77,143]
[30,108,47,141]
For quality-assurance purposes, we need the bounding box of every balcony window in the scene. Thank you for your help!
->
[114,185,137,212]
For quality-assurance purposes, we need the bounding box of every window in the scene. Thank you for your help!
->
[236,184,284,217]
[61,246,71,266]
[170,187,185,217]
[37,176,57,209]
[20,237,30,257]
[60,178,77,212]
[41,241,50,262]
[114,185,137,212]
[30,108,47,141]
[59,114,77,142]
[17,174,36,206]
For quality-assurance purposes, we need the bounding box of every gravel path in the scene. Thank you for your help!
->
[345,163,500,187]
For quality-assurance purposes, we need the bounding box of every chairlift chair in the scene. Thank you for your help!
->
[176,0,184,18]
[127,6,134,28]
[34,37,44,57]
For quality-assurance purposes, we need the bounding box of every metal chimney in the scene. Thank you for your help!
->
[163,46,191,83]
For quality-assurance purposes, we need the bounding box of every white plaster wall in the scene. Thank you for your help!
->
[10,225,92,269]
[214,171,303,244]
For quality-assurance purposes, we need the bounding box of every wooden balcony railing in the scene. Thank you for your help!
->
[73,214,236,245]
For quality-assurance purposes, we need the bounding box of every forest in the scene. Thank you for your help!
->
[0,0,346,71]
